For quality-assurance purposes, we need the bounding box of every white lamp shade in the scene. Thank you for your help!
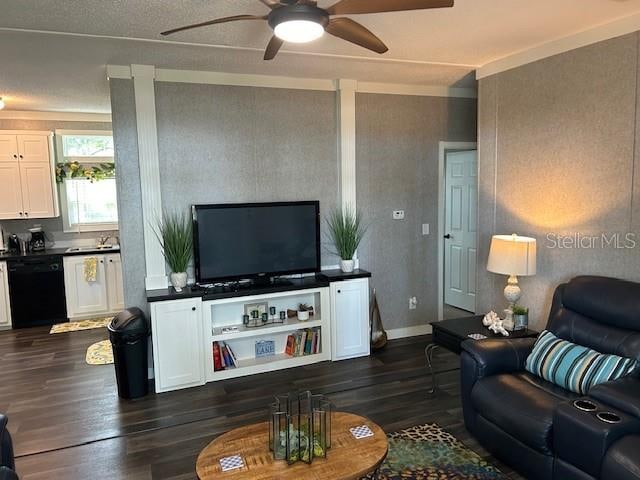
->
[487,234,537,276]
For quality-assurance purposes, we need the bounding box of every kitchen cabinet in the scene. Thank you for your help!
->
[63,253,124,320]
[0,261,11,329]
[105,253,124,312]
[0,131,58,220]
[330,277,370,361]
[151,298,205,393]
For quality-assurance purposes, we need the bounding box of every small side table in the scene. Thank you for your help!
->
[426,315,539,394]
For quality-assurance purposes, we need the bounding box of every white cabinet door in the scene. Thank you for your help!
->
[0,262,11,329]
[19,162,55,219]
[63,255,109,319]
[0,163,24,219]
[151,298,205,393]
[16,135,50,163]
[106,253,125,312]
[0,135,17,163]
[330,278,370,361]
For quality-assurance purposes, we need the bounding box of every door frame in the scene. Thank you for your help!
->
[437,141,477,321]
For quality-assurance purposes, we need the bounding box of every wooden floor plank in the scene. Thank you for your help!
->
[0,326,523,479]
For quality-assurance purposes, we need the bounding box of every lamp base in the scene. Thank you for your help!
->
[502,275,521,331]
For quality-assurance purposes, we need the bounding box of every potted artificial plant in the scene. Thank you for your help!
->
[154,212,193,292]
[512,305,529,331]
[327,207,366,273]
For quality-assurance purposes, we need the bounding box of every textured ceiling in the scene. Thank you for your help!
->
[1,0,640,112]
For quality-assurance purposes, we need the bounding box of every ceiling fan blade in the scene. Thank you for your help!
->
[257,0,282,8]
[325,18,388,54]
[264,35,285,60]
[326,0,453,15]
[161,15,267,36]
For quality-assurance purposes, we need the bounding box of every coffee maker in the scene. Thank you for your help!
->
[29,227,46,252]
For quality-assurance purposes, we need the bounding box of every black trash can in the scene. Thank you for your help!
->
[108,308,149,399]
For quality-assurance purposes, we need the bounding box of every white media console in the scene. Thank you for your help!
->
[147,271,371,393]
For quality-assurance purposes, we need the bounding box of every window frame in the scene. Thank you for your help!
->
[55,129,118,233]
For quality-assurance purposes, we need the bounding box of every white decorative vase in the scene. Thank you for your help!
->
[170,272,188,292]
[340,259,355,273]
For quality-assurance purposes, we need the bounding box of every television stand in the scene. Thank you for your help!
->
[146,269,372,393]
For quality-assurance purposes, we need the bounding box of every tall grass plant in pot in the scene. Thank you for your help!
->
[154,212,193,292]
[327,207,366,273]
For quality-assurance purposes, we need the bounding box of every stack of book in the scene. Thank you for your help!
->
[285,328,321,357]
[213,341,239,371]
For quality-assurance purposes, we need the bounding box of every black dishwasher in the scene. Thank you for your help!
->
[8,256,67,328]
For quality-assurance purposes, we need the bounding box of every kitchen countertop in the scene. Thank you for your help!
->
[0,246,120,262]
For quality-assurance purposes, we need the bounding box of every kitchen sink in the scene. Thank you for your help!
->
[65,245,120,253]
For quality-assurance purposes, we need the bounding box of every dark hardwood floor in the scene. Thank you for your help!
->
[0,326,523,479]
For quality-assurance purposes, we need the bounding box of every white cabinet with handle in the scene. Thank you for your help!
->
[0,131,58,220]
[106,253,125,312]
[63,253,125,320]
[330,278,370,361]
[151,298,205,393]
[0,261,11,329]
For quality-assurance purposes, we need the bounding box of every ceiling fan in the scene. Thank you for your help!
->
[161,0,454,61]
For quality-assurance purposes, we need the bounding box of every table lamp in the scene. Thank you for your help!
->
[487,234,537,330]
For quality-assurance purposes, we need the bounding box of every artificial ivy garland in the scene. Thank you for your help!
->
[56,161,116,183]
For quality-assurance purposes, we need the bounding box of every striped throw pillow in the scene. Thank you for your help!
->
[525,330,637,395]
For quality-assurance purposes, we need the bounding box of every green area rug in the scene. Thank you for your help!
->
[364,423,505,480]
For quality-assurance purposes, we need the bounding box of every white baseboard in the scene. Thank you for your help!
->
[386,324,432,340]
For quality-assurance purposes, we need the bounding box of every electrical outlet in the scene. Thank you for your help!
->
[393,210,405,220]
[409,297,418,310]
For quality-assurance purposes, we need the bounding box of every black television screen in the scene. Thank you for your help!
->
[193,201,321,284]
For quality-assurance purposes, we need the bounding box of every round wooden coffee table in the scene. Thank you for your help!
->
[196,411,388,479]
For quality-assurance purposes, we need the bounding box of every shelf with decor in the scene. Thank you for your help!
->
[202,286,331,383]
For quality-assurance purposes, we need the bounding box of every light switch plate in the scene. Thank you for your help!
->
[422,224,430,235]
[393,210,405,220]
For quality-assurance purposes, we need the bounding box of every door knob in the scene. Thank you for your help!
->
[12,154,17,159]
[192,307,196,311]
[444,234,451,239]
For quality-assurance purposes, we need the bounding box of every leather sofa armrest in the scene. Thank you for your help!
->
[0,415,14,472]
[590,376,640,418]
[461,337,536,379]
[0,467,18,480]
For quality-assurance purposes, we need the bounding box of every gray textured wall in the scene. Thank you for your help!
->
[356,94,478,331]
[155,82,340,267]
[0,118,113,245]
[109,79,148,311]
[477,33,640,330]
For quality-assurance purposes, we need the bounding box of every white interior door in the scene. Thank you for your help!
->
[444,150,477,312]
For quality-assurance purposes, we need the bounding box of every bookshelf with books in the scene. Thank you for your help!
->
[203,286,331,382]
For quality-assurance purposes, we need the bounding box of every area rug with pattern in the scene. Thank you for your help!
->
[85,340,114,365]
[50,317,111,334]
[363,423,505,480]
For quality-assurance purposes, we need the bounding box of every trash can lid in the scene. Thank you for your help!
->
[108,307,148,333]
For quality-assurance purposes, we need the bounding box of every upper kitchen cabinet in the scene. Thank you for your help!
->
[0,131,59,220]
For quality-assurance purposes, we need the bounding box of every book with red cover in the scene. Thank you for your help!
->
[285,335,295,356]
[213,342,223,371]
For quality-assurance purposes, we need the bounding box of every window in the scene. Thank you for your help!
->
[56,130,118,232]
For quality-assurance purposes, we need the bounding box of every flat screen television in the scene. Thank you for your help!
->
[192,201,321,284]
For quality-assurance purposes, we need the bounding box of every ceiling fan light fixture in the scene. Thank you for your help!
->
[274,19,324,43]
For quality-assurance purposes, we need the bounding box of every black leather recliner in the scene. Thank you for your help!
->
[0,414,18,480]
[461,276,640,480]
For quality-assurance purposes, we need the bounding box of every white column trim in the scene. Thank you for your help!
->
[336,79,358,267]
[337,79,357,212]
[131,64,168,290]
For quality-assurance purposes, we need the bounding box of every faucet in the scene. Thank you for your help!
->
[97,234,119,247]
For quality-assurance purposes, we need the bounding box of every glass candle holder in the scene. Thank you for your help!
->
[269,391,331,465]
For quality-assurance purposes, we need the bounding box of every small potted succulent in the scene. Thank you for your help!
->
[297,304,313,321]
[154,212,193,292]
[512,305,529,331]
[327,206,366,273]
